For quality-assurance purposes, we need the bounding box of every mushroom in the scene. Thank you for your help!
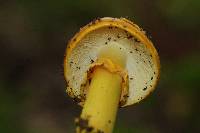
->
[64,17,160,133]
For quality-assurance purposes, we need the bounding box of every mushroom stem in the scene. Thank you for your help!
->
[77,67,122,133]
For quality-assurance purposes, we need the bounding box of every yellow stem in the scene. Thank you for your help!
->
[76,43,126,133]
[77,67,122,133]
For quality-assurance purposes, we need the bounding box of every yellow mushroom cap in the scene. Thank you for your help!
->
[64,17,160,107]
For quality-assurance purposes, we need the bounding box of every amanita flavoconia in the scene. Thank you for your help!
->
[64,17,160,133]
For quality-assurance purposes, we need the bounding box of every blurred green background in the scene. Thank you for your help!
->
[0,0,200,133]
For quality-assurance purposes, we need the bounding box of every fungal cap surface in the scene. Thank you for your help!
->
[64,17,160,107]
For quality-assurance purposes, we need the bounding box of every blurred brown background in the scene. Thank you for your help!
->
[0,0,200,133]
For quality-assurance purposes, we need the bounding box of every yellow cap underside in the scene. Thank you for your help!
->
[64,17,160,107]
